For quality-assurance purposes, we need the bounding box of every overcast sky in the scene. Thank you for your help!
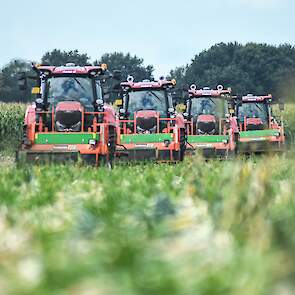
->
[0,0,294,77]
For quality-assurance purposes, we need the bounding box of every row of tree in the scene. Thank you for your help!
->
[1,43,295,102]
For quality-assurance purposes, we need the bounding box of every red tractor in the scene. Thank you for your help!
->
[184,85,238,158]
[234,94,285,153]
[17,63,118,166]
[116,76,186,161]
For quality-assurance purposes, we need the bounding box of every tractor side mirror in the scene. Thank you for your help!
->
[17,72,27,91]
[112,70,122,81]
[182,84,189,91]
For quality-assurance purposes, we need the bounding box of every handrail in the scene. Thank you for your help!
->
[34,110,109,133]
[185,117,228,135]
[119,117,178,135]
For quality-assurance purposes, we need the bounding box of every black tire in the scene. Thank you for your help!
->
[107,126,117,168]
[179,128,186,161]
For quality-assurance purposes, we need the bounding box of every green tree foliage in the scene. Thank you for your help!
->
[41,49,90,66]
[2,44,295,102]
[94,52,154,103]
[0,59,35,102]
[171,42,295,99]
[95,52,154,81]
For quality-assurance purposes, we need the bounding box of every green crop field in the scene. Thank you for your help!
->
[1,104,295,294]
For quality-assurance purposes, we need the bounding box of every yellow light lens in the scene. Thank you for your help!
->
[31,87,41,94]
[176,103,186,112]
[101,63,108,70]
[171,79,176,86]
[115,99,123,106]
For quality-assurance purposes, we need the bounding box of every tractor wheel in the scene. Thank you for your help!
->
[99,156,113,170]
[21,124,31,146]
[107,126,117,167]
[179,128,186,161]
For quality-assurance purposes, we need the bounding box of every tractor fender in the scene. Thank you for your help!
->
[23,105,37,143]
[24,105,36,125]
[230,116,239,134]
[103,104,117,125]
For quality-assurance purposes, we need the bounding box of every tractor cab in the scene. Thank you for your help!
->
[236,94,271,131]
[185,85,232,135]
[234,94,285,153]
[184,85,238,158]
[17,63,118,166]
[116,76,186,162]
[31,63,110,131]
[119,76,176,131]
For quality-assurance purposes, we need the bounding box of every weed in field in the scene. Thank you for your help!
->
[0,155,294,294]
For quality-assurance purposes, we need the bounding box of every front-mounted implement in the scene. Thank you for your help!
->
[17,63,118,166]
[234,94,285,153]
[183,85,238,159]
[115,76,186,162]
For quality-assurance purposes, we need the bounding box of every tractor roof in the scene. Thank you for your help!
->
[189,86,231,98]
[241,94,272,102]
[121,77,176,90]
[36,63,107,76]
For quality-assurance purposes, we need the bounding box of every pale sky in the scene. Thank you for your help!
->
[0,0,294,77]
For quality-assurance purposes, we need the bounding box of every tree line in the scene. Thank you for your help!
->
[1,42,295,102]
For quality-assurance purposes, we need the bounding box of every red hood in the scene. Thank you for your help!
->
[55,101,83,112]
[135,110,159,118]
[246,118,263,125]
[197,114,216,123]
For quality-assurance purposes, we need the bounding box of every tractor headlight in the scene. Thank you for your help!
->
[89,139,97,146]
[71,121,81,132]
[222,139,229,144]
[274,132,280,137]
[119,109,126,119]
[164,139,171,147]
[43,70,51,77]
[35,98,44,111]
[149,126,157,133]
[56,121,65,132]
[136,126,145,133]
[96,99,104,106]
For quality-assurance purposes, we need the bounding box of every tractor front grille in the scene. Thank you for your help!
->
[196,121,217,134]
[136,117,157,132]
[55,110,82,131]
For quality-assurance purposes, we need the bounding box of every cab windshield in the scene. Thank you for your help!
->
[190,97,226,118]
[47,77,96,109]
[127,90,167,114]
[237,102,268,123]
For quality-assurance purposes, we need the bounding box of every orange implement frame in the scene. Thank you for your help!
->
[21,110,116,166]
[117,116,183,162]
